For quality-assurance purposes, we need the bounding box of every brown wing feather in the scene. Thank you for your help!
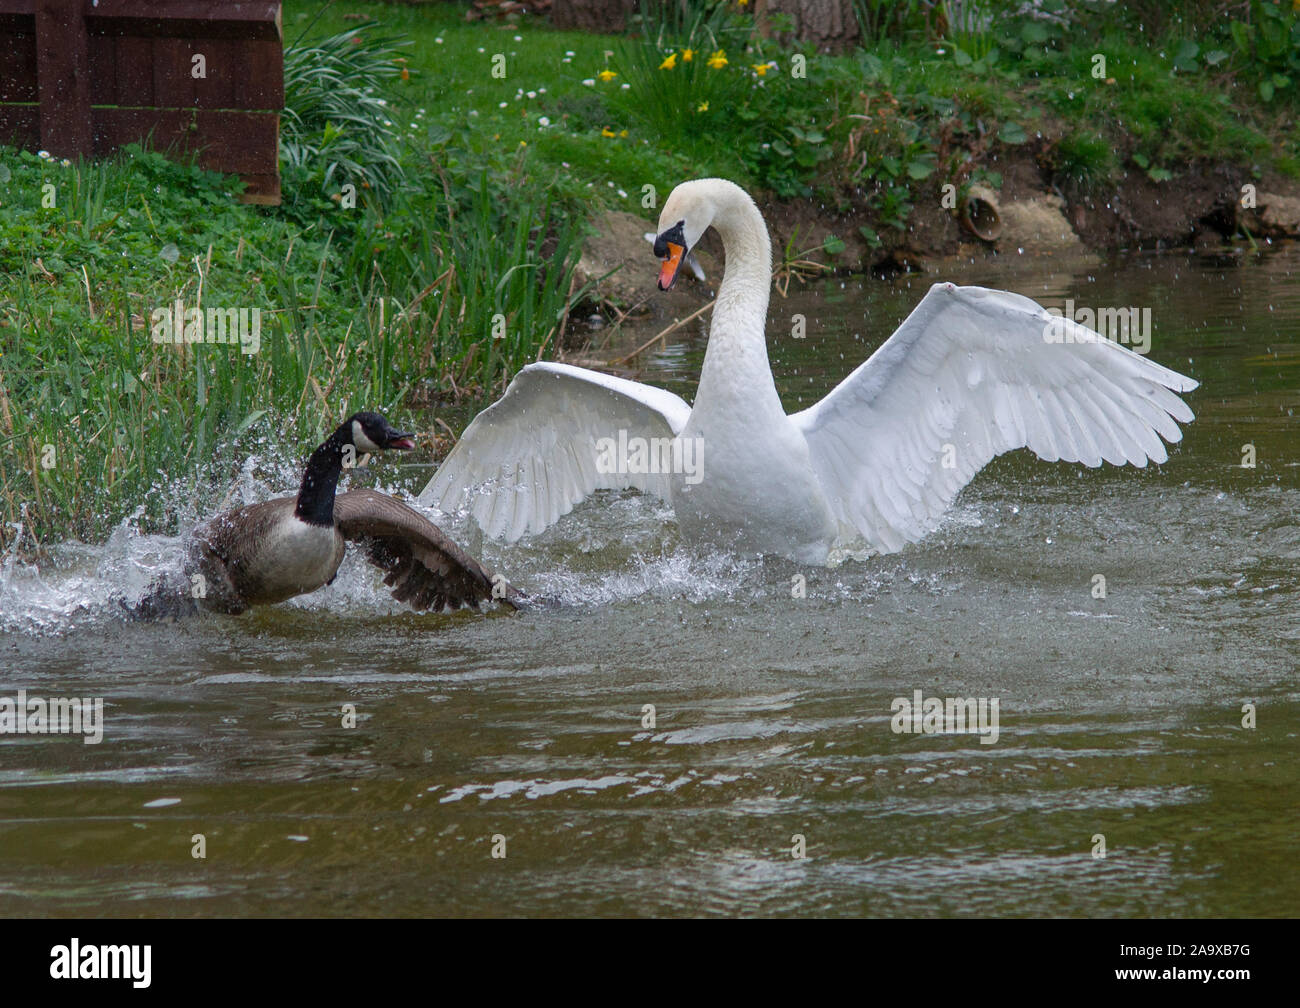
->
[334,489,521,612]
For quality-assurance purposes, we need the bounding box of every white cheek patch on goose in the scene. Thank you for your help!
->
[352,421,383,454]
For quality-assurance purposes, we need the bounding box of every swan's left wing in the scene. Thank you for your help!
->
[419,362,692,541]
[791,283,1198,553]
[335,489,520,611]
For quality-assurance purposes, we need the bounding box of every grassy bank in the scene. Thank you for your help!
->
[2,0,1297,549]
[284,0,1298,201]
[0,14,591,548]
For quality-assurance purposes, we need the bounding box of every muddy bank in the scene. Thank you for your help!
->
[572,150,1300,320]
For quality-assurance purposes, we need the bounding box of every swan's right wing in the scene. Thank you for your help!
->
[791,283,1197,553]
[419,362,692,541]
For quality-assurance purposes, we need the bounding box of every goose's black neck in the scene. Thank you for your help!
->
[294,422,351,527]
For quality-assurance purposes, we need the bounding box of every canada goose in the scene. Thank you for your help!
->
[134,412,521,618]
[420,178,1196,563]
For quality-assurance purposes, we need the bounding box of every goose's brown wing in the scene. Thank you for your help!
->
[334,489,521,612]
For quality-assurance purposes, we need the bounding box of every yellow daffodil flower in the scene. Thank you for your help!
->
[660,53,678,70]
[597,69,617,82]
[601,127,617,138]
[682,48,695,62]
[697,101,709,112]
[707,49,727,69]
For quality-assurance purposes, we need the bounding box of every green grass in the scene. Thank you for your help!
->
[1049,129,1117,192]
[0,128,589,546]
[1,0,1297,550]
[279,0,713,207]
[285,0,1297,204]
[0,6,600,547]
[0,144,402,543]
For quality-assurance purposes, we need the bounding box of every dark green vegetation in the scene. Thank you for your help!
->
[0,16,587,546]
[1,0,1296,547]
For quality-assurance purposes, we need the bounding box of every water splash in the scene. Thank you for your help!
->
[0,472,824,634]
[0,436,308,635]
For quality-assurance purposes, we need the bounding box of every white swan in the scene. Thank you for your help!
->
[419,178,1197,564]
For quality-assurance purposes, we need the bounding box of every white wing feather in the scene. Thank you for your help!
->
[419,362,692,541]
[791,283,1198,553]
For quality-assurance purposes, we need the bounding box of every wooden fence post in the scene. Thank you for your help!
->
[35,0,92,157]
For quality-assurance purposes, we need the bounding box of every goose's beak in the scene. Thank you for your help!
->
[385,432,416,450]
[658,242,685,290]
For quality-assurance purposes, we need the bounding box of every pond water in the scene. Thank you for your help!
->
[2,246,1298,917]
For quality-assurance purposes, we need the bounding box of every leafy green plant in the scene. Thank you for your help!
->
[944,0,998,65]
[850,0,930,45]
[1049,130,1118,191]
[632,0,748,45]
[280,20,410,202]
[607,8,754,155]
[993,2,1069,67]
[1224,0,1300,102]
[1130,152,1173,183]
[607,2,845,198]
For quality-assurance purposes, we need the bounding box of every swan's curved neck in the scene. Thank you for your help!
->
[695,187,783,419]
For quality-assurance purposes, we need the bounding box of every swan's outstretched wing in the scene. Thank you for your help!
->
[791,283,1198,553]
[419,362,692,541]
[335,489,521,611]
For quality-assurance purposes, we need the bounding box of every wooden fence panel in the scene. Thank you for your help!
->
[0,14,38,102]
[35,0,93,157]
[0,0,282,203]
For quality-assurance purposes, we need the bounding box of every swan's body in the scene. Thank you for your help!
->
[421,178,1197,564]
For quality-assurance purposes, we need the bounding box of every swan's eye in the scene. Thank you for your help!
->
[653,220,687,258]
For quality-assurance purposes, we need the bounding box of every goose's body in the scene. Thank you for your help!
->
[420,178,1198,563]
[135,413,519,618]
[191,497,345,610]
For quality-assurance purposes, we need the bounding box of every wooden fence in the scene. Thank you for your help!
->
[0,0,283,203]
